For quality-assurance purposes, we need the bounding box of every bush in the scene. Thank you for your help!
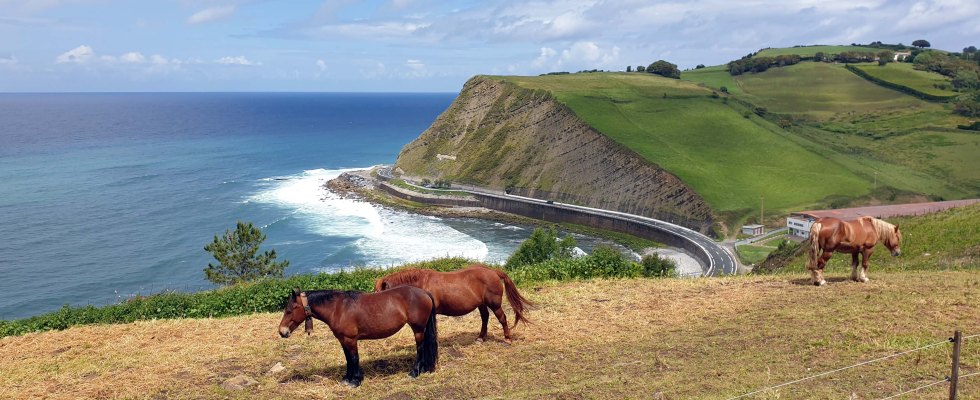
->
[640,253,677,277]
[505,226,576,269]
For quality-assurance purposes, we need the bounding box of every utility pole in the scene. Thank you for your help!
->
[760,195,764,226]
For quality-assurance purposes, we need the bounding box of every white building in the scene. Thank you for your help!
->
[786,214,815,238]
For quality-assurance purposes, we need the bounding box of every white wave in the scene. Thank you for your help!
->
[249,168,488,266]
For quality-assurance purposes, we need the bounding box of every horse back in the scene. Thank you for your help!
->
[338,286,433,340]
[425,265,503,315]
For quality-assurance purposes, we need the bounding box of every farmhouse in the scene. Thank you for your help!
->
[893,51,912,61]
[741,224,764,236]
[786,199,980,238]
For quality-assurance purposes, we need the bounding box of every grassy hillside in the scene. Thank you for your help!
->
[852,62,958,98]
[765,203,980,275]
[2,271,977,399]
[498,73,871,219]
[755,45,882,57]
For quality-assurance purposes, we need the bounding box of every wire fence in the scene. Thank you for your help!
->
[728,331,978,400]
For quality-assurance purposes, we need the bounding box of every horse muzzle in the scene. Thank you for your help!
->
[279,327,291,338]
[892,250,901,257]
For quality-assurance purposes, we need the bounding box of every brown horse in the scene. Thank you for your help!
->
[278,286,438,387]
[807,216,902,286]
[375,264,531,343]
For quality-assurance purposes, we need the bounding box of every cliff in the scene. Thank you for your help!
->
[395,76,715,233]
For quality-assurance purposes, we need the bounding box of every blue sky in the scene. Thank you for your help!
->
[1,0,978,92]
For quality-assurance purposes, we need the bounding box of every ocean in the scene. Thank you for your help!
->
[0,92,614,320]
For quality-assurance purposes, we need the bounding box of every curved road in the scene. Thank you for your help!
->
[376,167,739,276]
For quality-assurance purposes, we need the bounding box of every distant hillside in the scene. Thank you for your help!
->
[395,76,716,232]
[397,45,979,234]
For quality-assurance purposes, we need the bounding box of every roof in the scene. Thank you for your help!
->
[790,199,979,221]
[742,224,763,229]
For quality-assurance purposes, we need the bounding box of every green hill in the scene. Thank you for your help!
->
[498,73,869,218]
[399,45,979,233]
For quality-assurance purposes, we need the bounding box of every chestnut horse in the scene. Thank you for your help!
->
[278,286,438,387]
[375,264,531,343]
[807,216,902,286]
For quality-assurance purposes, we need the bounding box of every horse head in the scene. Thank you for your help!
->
[885,224,902,257]
[279,287,313,338]
[374,278,388,292]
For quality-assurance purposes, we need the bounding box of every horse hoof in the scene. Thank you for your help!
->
[475,337,485,343]
[813,280,826,286]
[860,277,869,283]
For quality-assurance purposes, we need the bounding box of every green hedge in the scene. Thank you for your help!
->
[0,252,680,338]
[845,64,957,102]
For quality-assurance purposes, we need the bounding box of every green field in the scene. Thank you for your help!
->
[853,62,958,97]
[681,65,743,94]
[498,73,871,215]
[755,45,882,57]
[735,62,929,118]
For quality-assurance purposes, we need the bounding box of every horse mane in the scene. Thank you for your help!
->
[864,216,896,242]
[305,290,361,306]
[381,268,432,288]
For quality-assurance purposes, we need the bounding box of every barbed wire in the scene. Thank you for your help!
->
[876,378,948,400]
[963,333,980,340]
[727,339,950,399]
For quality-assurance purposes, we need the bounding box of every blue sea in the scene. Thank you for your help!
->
[0,93,613,320]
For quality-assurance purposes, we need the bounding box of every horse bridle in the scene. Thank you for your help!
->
[299,291,314,335]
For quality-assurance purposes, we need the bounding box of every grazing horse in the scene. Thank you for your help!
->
[375,264,531,343]
[807,216,902,286]
[278,286,438,387]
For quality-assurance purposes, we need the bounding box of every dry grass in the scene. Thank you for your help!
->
[2,271,979,399]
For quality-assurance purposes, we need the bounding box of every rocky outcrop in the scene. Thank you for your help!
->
[395,76,715,233]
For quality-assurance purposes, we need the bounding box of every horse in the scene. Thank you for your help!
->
[375,264,531,343]
[278,286,438,387]
[806,216,902,286]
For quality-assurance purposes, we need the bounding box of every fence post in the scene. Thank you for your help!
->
[949,330,962,400]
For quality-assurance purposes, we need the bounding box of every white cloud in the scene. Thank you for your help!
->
[216,55,261,66]
[532,47,557,67]
[120,52,145,63]
[0,54,17,65]
[187,5,237,25]
[316,59,327,71]
[55,45,94,63]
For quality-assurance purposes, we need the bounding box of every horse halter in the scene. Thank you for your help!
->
[299,292,314,335]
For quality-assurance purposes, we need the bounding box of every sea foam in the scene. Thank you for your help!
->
[248,168,488,267]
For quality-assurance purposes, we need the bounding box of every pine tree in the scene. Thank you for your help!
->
[203,221,289,285]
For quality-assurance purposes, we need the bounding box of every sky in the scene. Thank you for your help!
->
[1,0,978,92]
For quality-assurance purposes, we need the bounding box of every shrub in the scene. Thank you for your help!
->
[640,253,677,277]
[505,226,576,269]
[204,221,288,286]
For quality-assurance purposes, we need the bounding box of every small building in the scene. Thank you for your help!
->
[741,224,764,236]
[894,51,912,61]
[786,215,815,238]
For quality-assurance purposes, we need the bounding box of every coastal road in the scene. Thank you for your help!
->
[377,167,739,276]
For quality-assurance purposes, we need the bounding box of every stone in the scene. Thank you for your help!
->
[267,362,286,375]
[221,374,258,391]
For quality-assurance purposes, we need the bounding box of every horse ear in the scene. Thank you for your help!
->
[293,287,301,296]
[894,225,900,232]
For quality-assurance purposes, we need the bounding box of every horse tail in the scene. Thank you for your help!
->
[420,291,439,373]
[807,221,822,271]
[495,269,532,328]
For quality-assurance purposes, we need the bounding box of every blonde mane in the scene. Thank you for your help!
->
[865,216,897,242]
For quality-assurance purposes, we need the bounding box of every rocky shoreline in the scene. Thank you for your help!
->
[324,168,704,276]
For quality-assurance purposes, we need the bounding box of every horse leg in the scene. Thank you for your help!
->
[848,252,857,280]
[859,249,872,283]
[340,338,362,387]
[476,305,489,342]
[813,251,832,286]
[409,328,425,378]
[491,305,512,344]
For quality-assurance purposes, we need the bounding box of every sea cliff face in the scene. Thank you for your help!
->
[395,76,715,233]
